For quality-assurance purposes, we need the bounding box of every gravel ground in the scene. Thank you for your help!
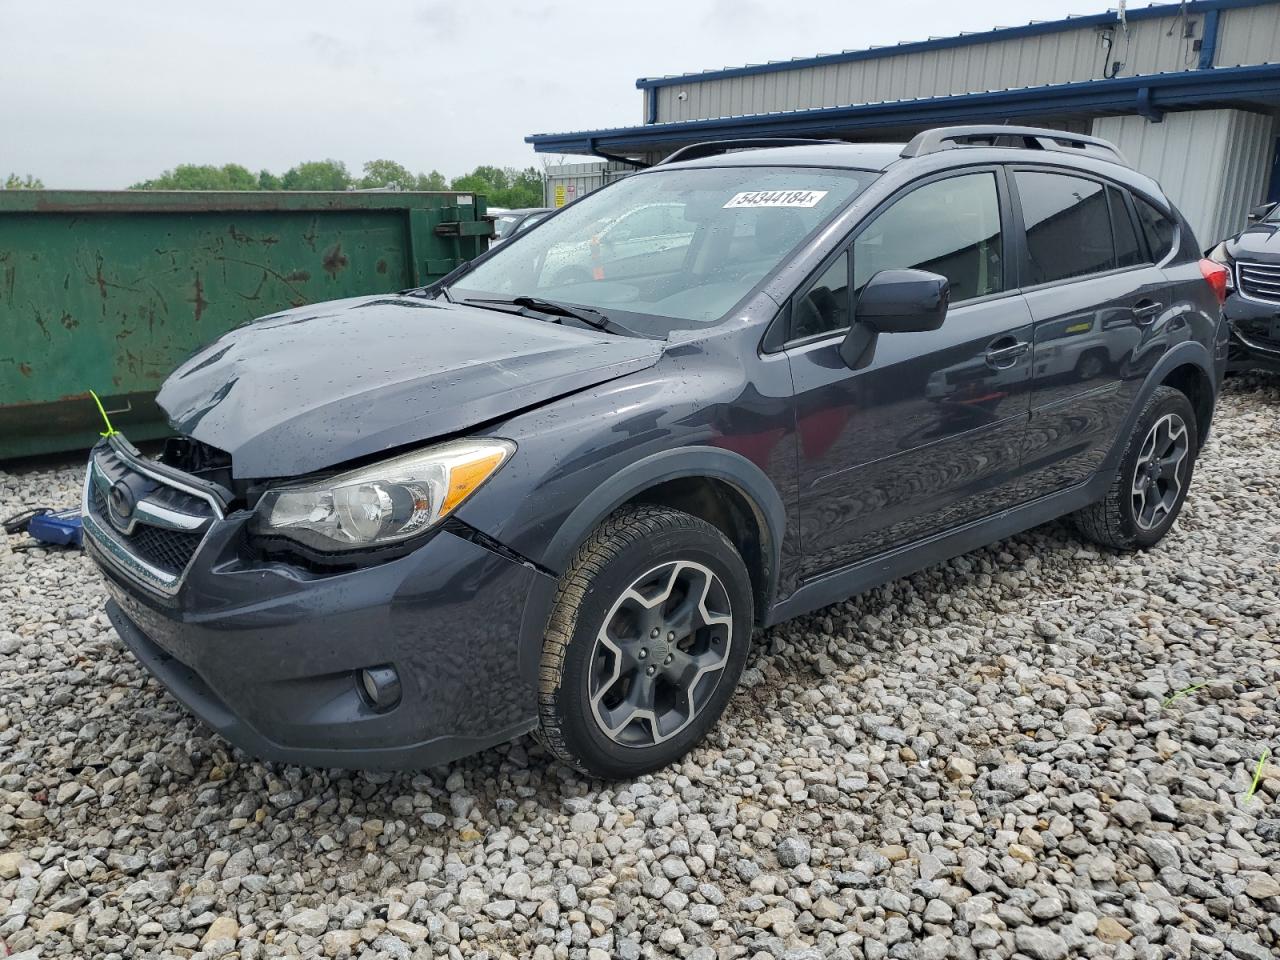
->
[1,376,1278,960]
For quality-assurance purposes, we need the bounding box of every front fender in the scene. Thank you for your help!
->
[508,445,787,687]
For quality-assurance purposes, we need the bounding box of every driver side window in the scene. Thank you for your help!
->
[853,172,1004,303]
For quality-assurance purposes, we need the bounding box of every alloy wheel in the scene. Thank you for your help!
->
[1131,412,1190,531]
[588,560,733,747]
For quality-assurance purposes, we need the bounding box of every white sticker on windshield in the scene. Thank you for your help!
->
[723,189,828,209]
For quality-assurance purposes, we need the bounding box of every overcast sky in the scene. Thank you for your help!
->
[4,0,1113,189]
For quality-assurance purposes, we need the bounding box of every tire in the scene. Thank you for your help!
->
[1072,386,1199,550]
[1074,350,1107,381]
[537,505,753,779]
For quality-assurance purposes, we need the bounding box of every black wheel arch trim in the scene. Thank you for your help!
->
[514,445,787,686]
[1104,340,1217,472]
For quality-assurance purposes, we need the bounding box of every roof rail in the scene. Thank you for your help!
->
[900,125,1128,165]
[658,138,844,166]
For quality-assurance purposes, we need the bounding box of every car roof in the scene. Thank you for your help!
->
[500,207,552,216]
[664,142,906,172]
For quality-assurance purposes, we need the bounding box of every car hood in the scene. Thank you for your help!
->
[1224,221,1280,260]
[156,294,664,478]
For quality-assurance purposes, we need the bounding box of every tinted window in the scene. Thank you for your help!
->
[853,173,1003,302]
[1016,172,1114,284]
[1133,195,1176,262]
[1108,187,1143,268]
[793,251,849,339]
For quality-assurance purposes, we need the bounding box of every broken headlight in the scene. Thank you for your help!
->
[249,438,514,552]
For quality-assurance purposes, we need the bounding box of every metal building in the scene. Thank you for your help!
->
[530,0,1280,245]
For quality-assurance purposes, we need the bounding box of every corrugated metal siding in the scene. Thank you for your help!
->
[1216,2,1280,65]
[1093,109,1276,245]
[653,8,1274,123]
[544,161,638,207]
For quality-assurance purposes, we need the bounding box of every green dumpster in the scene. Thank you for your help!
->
[0,189,493,459]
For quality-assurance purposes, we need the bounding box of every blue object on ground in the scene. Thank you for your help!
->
[3,507,83,547]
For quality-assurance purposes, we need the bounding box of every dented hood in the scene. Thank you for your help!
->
[156,294,663,478]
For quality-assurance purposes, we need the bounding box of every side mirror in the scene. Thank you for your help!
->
[1247,201,1276,224]
[839,269,949,369]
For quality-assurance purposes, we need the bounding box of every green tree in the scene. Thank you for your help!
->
[257,169,281,190]
[415,169,447,191]
[279,159,351,191]
[130,163,260,190]
[359,159,416,191]
[450,165,543,207]
[3,173,44,189]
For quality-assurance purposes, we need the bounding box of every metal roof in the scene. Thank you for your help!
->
[526,63,1280,156]
[632,0,1275,90]
[661,142,908,172]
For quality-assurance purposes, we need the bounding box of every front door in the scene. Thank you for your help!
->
[786,169,1036,578]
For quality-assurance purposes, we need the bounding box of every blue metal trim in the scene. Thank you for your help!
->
[647,89,658,124]
[1199,8,1222,68]
[528,63,1280,154]
[633,0,1275,90]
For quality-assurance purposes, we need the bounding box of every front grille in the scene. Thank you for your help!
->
[83,440,223,593]
[89,484,204,576]
[1237,261,1280,304]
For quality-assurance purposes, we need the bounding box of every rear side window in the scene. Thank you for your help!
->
[852,172,1004,302]
[1108,187,1144,268]
[1133,195,1177,262]
[1016,171,1115,284]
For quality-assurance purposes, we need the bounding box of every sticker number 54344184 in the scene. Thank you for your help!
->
[723,190,828,209]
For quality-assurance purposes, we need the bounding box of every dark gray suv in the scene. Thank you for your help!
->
[84,127,1230,779]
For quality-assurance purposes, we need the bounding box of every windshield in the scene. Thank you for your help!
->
[492,215,520,239]
[451,166,870,333]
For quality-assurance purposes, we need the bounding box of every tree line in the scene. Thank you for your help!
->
[2,160,545,208]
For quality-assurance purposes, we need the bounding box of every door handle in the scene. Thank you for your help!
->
[984,338,1030,368]
[1133,300,1163,324]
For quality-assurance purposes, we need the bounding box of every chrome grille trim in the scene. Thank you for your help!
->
[1236,261,1280,305]
[82,437,224,596]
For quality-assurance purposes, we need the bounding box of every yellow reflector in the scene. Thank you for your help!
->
[441,450,506,516]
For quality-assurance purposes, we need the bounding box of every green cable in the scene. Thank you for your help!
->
[89,390,117,438]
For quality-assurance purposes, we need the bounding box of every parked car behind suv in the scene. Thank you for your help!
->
[1208,200,1280,373]
[83,127,1230,779]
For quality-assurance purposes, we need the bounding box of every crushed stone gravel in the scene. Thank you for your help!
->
[1,375,1277,960]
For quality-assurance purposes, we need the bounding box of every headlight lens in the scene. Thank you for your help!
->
[250,438,514,552]
[1208,241,1235,290]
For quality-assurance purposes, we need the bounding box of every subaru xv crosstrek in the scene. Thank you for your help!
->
[84,126,1230,779]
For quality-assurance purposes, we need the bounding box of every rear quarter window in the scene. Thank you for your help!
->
[1133,195,1177,263]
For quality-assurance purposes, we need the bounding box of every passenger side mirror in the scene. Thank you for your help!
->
[1247,201,1276,224]
[839,269,949,369]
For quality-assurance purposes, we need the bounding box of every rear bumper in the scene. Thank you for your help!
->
[90,524,552,770]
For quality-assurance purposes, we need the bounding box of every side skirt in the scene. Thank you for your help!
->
[764,472,1109,626]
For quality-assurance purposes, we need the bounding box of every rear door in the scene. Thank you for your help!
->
[1011,169,1172,499]
[786,167,1036,577]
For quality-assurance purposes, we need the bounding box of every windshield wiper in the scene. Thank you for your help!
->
[461,296,655,338]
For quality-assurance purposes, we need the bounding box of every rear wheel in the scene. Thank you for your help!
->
[1072,386,1198,550]
[537,505,753,779]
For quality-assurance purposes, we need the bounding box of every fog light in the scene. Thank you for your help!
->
[359,665,401,711]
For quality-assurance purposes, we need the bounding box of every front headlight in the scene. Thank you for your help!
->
[1208,241,1235,290]
[249,438,514,552]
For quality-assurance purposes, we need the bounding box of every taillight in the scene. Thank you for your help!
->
[1199,258,1230,305]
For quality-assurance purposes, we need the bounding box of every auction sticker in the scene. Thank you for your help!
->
[723,189,828,209]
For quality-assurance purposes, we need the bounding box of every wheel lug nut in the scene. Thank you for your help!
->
[664,655,673,665]
[646,665,656,676]
[650,628,659,638]
[638,648,647,659]
[667,632,675,641]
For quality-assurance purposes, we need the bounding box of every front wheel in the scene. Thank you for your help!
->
[1072,386,1199,550]
[537,505,753,779]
